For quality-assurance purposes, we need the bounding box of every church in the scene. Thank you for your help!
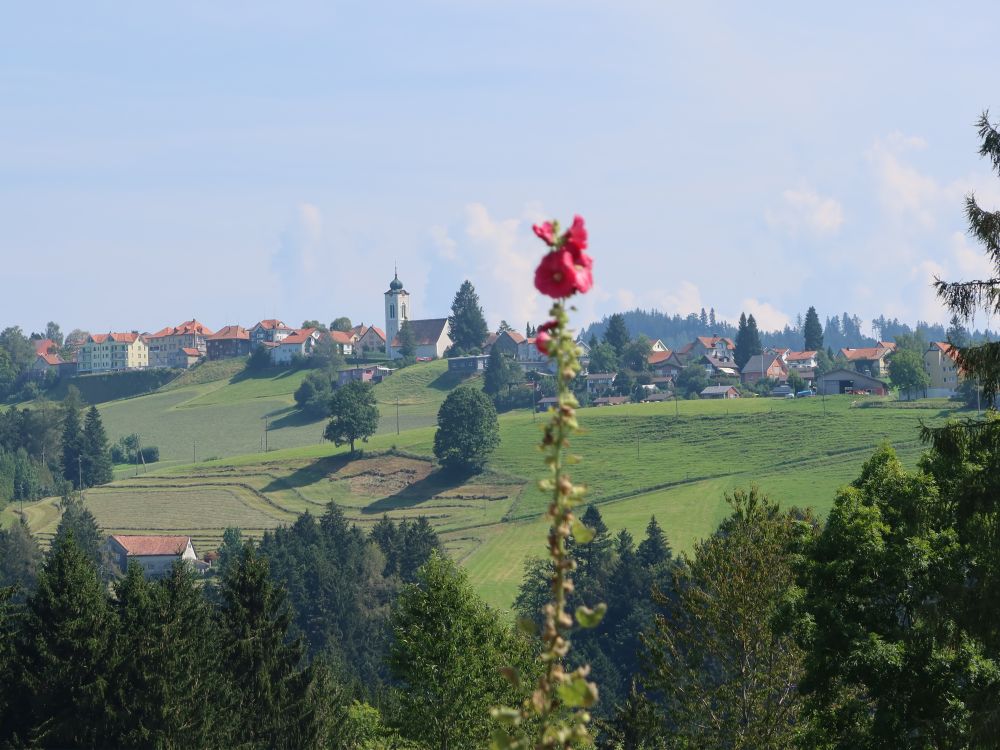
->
[384,271,452,360]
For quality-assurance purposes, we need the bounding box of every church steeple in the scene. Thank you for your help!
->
[384,268,410,358]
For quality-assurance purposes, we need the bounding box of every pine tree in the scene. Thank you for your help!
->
[603,313,631,356]
[746,314,763,357]
[734,313,751,369]
[19,533,115,747]
[219,544,320,749]
[803,305,824,351]
[110,562,224,748]
[709,307,717,327]
[61,399,83,488]
[700,307,709,327]
[447,280,489,354]
[82,405,113,487]
[637,516,672,568]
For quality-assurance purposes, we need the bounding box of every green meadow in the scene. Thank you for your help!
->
[9,360,964,609]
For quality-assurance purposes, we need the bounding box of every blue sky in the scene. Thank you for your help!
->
[3,2,999,337]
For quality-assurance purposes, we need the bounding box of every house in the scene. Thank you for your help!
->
[649,339,669,353]
[677,335,735,363]
[487,330,526,358]
[206,325,251,360]
[250,319,294,349]
[643,391,673,403]
[106,535,198,578]
[448,355,490,373]
[700,385,741,399]
[785,350,818,369]
[924,342,963,397]
[593,396,630,407]
[271,328,321,365]
[587,372,617,394]
[327,330,355,355]
[816,368,890,396]
[650,350,685,379]
[517,337,549,370]
[740,354,788,384]
[352,324,387,356]
[338,365,393,386]
[78,332,149,373]
[537,396,560,412]
[700,355,741,379]
[29,339,74,378]
[146,319,213,368]
[840,345,895,378]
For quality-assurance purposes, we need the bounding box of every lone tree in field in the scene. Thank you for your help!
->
[433,386,499,472]
[934,112,1000,404]
[803,305,823,351]
[324,381,379,453]
[447,280,489,354]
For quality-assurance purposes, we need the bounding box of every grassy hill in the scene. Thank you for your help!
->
[11,369,963,609]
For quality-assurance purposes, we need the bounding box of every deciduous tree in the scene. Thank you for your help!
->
[433,386,500,472]
[324,381,379,453]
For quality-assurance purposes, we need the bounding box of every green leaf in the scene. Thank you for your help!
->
[516,616,538,636]
[557,675,598,708]
[571,519,595,544]
[490,706,522,726]
[575,602,607,629]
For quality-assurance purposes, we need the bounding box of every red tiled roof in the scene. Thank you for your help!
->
[878,341,898,351]
[207,325,249,341]
[37,353,62,366]
[841,347,892,361]
[648,350,673,365]
[932,342,961,362]
[180,347,201,357]
[33,338,56,355]
[91,332,140,344]
[146,320,214,339]
[281,328,317,345]
[501,331,526,344]
[328,330,354,345]
[110,535,191,556]
[362,326,386,341]
[786,350,817,361]
[253,319,289,331]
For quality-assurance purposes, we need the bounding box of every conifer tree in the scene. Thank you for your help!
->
[447,279,490,354]
[110,562,224,748]
[603,313,631,356]
[219,544,320,749]
[53,494,104,572]
[0,518,43,597]
[19,533,115,747]
[60,399,83,488]
[637,516,672,568]
[709,307,717,327]
[700,307,709,327]
[746,314,763,357]
[734,313,751,369]
[82,405,113,487]
[803,306,824,351]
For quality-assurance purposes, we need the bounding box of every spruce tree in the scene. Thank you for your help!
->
[19,533,115,747]
[219,544,319,749]
[53,494,105,572]
[746,314,763,357]
[110,562,224,748]
[637,516,672,568]
[700,307,709,327]
[734,313,751,369]
[0,518,43,597]
[709,307,717,327]
[82,405,113,487]
[603,313,631,356]
[803,306,824,351]
[447,279,489,354]
[60,399,83,489]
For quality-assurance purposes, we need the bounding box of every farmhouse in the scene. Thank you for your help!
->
[816,368,890,396]
[678,335,735,363]
[701,385,741,399]
[107,535,198,578]
[840,343,896,378]
[741,354,788,384]
[206,325,251,360]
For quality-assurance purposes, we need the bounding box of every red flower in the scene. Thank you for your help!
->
[573,263,593,294]
[536,320,558,355]
[533,221,556,246]
[562,215,588,253]
[534,249,580,298]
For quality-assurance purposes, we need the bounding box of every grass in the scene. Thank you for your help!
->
[19,381,962,610]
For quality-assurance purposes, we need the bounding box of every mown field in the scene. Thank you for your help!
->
[13,358,963,609]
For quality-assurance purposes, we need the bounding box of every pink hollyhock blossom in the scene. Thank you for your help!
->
[573,263,593,294]
[562,215,588,253]
[534,249,580,298]
[535,320,558,355]
[533,221,556,246]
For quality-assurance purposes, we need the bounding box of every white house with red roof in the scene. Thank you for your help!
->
[785,350,818,369]
[677,335,736,363]
[106,535,198,578]
[327,330,355,355]
[78,332,149,373]
[250,319,294,349]
[271,328,321,365]
[146,319,213,368]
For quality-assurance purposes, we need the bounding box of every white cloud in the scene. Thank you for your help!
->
[950,230,994,279]
[272,202,323,277]
[658,281,704,316]
[765,186,844,235]
[430,224,457,261]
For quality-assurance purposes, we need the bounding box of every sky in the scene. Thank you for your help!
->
[3,1,1000,337]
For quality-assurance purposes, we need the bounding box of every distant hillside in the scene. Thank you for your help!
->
[579,308,993,352]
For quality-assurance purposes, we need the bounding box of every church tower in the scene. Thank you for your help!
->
[384,270,410,357]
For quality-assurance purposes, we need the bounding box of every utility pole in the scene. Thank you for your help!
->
[264,416,269,452]
[396,396,400,435]
[78,456,83,496]
[193,441,197,463]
